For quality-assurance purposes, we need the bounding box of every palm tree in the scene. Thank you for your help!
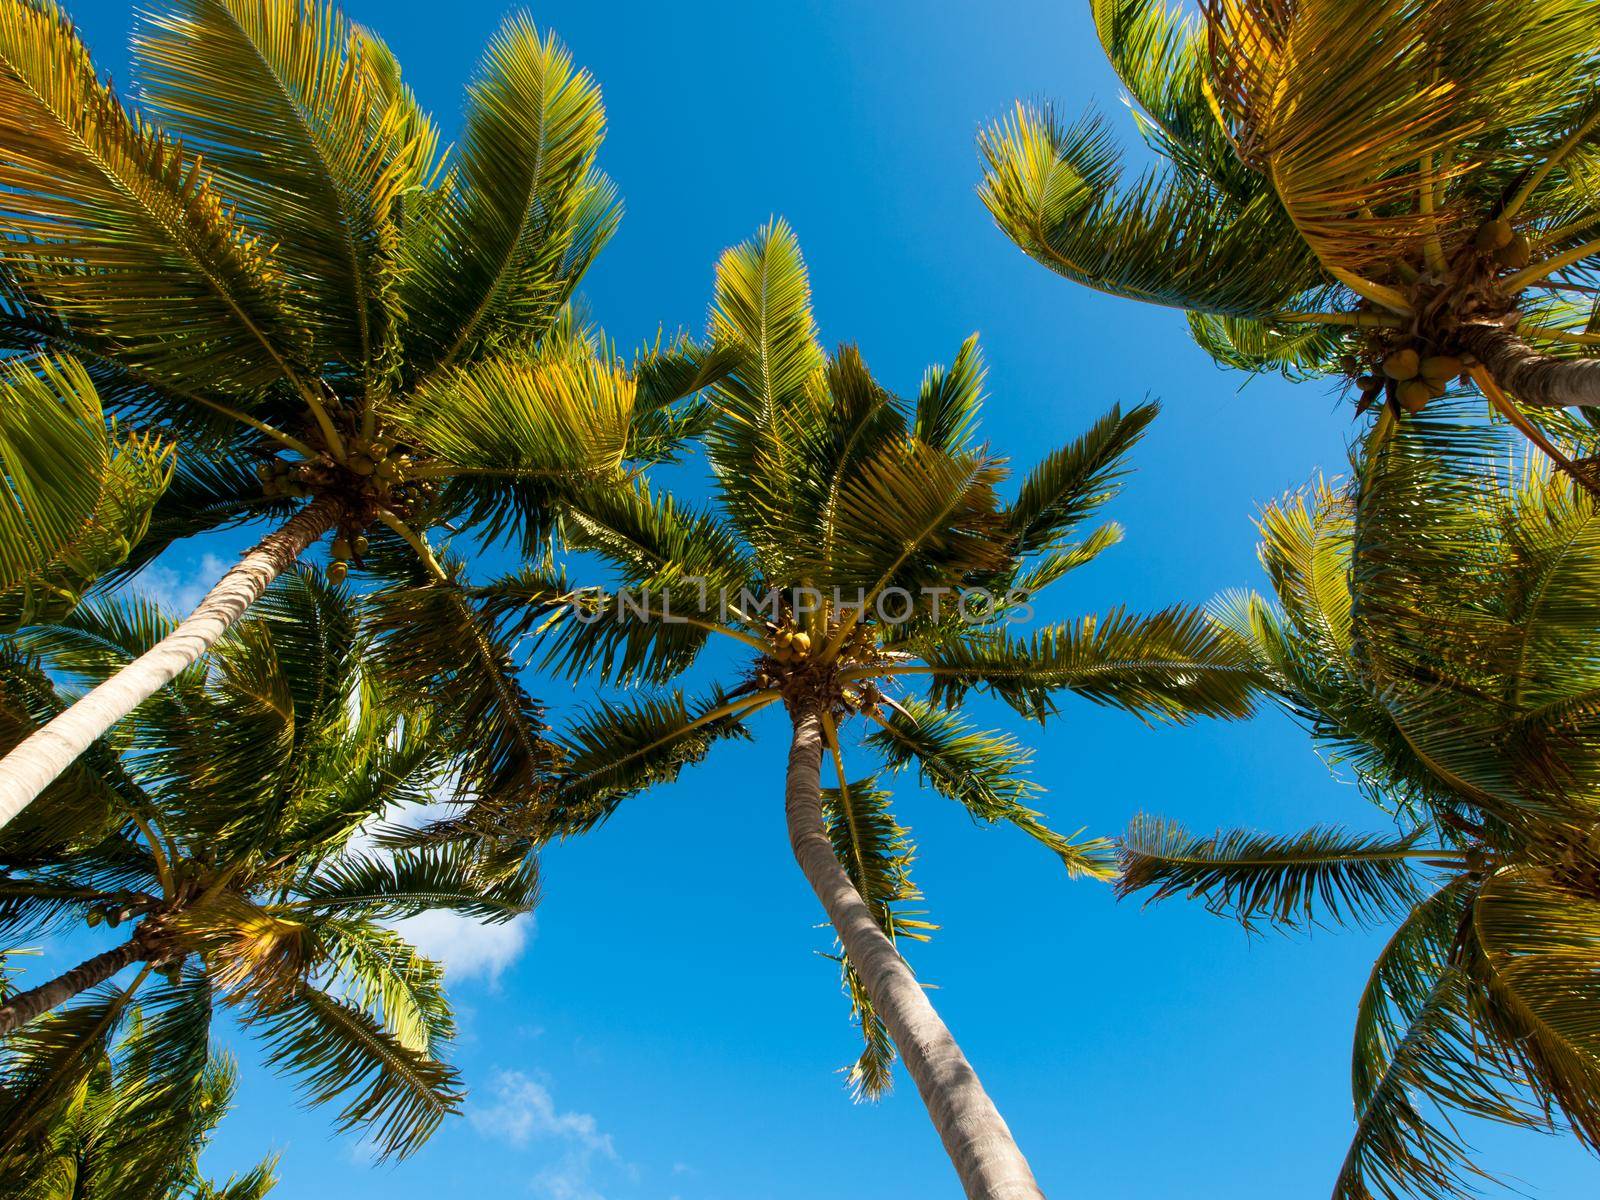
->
[0,569,539,1159]
[0,0,709,830]
[3,1016,278,1200]
[1116,403,1600,1200]
[425,222,1261,1199]
[980,0,1600,490]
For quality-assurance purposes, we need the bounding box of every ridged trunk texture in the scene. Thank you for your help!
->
[0,495,342,831]
[784,708,1045,1200]
[1460,323,1600,408]
[0,937,142,1034]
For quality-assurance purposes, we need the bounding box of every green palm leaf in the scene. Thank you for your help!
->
[0,355,174,632]
[1116,816,1427,930]
[133,0,429,383]
[866,698,1113,880]
[918,606,1259,722]
[0,0,308,395]
[250,985,461,1160]
[821,774,932,1100]
[399,15,615,376]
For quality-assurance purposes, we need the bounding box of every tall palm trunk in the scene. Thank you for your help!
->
[0,496,342,832]
[784,708,1045,1200]
[1460,323,1600,408]
[0,937,142,1034]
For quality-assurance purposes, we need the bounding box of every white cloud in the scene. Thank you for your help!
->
[345,798,537,986]
[136,552,231,615]
[387,908,533,985]
[470,1070,617,1200]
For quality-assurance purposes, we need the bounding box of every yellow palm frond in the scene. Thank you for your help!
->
[0,0,309,396]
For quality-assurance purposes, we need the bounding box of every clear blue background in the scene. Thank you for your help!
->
[42,1,1594,1196]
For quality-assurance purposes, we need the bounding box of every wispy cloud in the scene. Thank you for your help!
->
[134,552,231,615]
[470,1070,618,1200]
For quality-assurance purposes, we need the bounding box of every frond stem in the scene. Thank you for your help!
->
[1329,267,1414,316]
[1519,324,1600,348]
[377,510,448,582]
[1274,311,1404,329]
[1504,237,1600,294]
[1469,365,1597,496]
[1504,103,1600,220]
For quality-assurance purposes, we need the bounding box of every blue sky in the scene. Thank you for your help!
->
[42,1,1596,1197]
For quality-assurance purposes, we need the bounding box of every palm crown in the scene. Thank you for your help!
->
[0,570,538,1160]
[430,222,1259,1088]
[1118,405,1600,1200]
[980,0,1600,488]
[0,0,715,828]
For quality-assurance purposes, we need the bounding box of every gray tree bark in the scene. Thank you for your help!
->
[0,938,142,1035]
[1459,323,1600,408]
[0,495,341,832]
[784,707,1045,1200]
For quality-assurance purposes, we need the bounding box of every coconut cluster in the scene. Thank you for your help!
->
[1473,218,1531,270]
[255,433,434,579]
[1358,346,1467,414]
[1348,213,1547,419]
[752,615,887,718]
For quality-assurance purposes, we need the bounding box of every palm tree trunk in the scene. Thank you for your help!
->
[0,937,142,1034]
[1459,323,1600,408]
[0,495,342,832]
[784,708,1045,1200]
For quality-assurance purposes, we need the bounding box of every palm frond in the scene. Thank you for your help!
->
[299,841,538,924]
[366,562,560,822]
[918,605,1260,723]
[250,985,460,1160]
[399,15,614,376]
[913,334,985,453]
[546,690,760,837]
[1469,865,1600,1151]
[0,354,174,631]
[865,698,1114,880]
[1187,311,1354,381]
[1116,815,1426,930]
[703,219,826,554]
[0,984,134,1155]
[821,773,932,1101]
[133,0,428,384]
[314,917,453,1056]
[1335,878,1541,1200]
[1005,401,1156,557]
[0,0,308,394]
[978,102,1324,315]
[398,352,634,547]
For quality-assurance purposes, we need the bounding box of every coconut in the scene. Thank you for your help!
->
[1420,355,1463,384]
[331,537,352,559]
[1495,234,1531,270]
[792,632,812,653]
[1475,218,1514,252]
[353,535,370,556]
[1382,348,1421,381]
[1397,379,1432,412]
[327,561,349,584]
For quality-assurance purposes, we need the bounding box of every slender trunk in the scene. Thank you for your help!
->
[784,708,1044,1200]
[0,496,341,832]
[0,938,142,1034]
[1458,323,1600,408]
